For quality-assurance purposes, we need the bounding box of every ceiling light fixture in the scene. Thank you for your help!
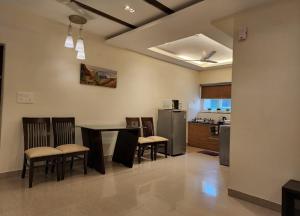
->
[75,26,85,52]
[64,23,74,48]
[124,5,135,13]
[64,15,87,60]
[77,50,86,60]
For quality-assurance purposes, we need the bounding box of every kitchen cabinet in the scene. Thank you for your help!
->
[201,84,231,99]
[188,122,219,152]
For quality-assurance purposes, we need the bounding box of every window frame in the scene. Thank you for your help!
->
[201,98,232,113]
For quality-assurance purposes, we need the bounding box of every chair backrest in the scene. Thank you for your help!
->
[52,117,75,147]
[126,117,141,136]
[22,118,51,150]
[141,117,154,137]
[126,117,140,128]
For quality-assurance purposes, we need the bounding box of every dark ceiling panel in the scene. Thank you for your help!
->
[158,0,205,11]
[71,0,137,29]
[143,0,174,14]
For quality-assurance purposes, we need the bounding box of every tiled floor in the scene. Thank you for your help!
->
[0,147,279,216]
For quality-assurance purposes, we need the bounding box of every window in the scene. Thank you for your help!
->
[202,99,231,112]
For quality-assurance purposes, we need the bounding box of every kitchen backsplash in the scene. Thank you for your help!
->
[197,112,231,121]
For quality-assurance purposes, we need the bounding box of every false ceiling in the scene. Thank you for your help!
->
[3,0,276,70]
[106,0,276,70]
[4,0,201,38]
[149,34,233,68]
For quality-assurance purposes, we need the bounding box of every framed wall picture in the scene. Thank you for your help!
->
[80,64,117,88]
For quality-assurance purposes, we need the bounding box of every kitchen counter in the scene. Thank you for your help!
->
[188,121,219,126]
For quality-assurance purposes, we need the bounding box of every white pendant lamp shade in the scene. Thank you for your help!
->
[75,38,84,52]
[65,16,87,60]
[64,35,74,48]
[77,51,86,60]
[64,24,74,48]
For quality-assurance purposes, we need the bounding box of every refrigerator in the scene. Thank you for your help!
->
[157,110,186,156]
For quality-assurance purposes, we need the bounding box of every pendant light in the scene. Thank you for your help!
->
[64,23,74,48]
[75,26,85,52]
[64,15,87,60]
[77,50,86,60]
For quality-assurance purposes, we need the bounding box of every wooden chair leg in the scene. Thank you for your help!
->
[21,156,27,179]
[29,160,34,188]
[154,144,158,160]
[51,160,55,173]
[45,160,49,175]
[165,142,168,158]
[141,147,145,157]
[150,145,154,161]
[56,157,61,181]
[70,156,74,171]
[61,156,65,180]
[137,146,142,164]
[83,153,87,175]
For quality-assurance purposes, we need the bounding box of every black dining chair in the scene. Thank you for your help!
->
[22,117,62,188]
[126,117,155,163]
[52,117,89,180]
[141,117,168,160]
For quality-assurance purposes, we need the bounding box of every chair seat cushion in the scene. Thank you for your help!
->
[25,147,62,159]
[138,137,154,144]
[148,136,168,142]
[56,144,89,154]
[138,136,168,144]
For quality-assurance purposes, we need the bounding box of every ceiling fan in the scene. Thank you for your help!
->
[183,51,219,63]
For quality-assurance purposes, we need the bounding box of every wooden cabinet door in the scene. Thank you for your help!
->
[201,84,231,99]
[188,123,219,152]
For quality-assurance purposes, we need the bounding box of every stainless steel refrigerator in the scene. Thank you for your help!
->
[157,110,186,156]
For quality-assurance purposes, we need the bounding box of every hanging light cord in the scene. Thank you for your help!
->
[79,25,83,39]
[67,22,72,35]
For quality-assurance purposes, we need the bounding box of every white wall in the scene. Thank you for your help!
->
[230,0,300,204]
[0,4,200,173]
[197,67,232,121]
[198,67,232,84]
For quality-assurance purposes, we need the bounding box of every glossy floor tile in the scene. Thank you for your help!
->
[0,147,279,216]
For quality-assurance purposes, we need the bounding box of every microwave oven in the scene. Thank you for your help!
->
[162,99,180,110]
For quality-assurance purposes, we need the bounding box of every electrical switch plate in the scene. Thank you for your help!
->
[239,26,248,41]
[17,92,35,104]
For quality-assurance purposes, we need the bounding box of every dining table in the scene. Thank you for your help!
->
[77,124,140,174]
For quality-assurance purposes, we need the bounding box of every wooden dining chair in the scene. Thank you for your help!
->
[52,117,89,180]
[141,117,168,160]
[22,118,62,188]
[126,117,155,163]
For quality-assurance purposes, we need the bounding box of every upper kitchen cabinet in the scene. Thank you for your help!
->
[201,83,231,99]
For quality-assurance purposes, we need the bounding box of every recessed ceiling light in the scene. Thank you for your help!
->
[124,5,135,13]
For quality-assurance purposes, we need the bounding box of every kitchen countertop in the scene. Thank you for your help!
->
[188,121,219,126]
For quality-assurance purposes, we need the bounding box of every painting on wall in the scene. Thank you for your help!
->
[80,64,117,88]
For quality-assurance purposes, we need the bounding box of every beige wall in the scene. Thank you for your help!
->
[198,67,232,85]
[197,67,232,120]
[230,0,300,204]
[0,4,200,173]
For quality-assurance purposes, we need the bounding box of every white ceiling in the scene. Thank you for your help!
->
[75,0,164,26]
[3,0,277,70]
[3,0,199,37]
[106,0,277,70]
[158,0,202,10]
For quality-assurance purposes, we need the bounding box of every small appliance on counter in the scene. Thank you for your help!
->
[192,117,215,124]
[162,99,182,110]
